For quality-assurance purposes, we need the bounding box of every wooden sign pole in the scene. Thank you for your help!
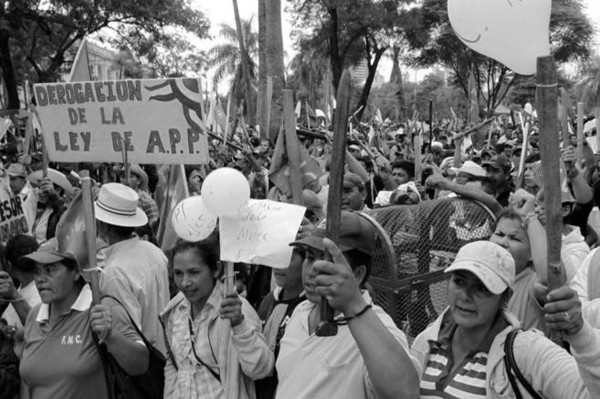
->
[536,56,564,293]
[316,69,352,337]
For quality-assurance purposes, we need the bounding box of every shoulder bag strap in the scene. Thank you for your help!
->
[504,329,544,399]
[89,312,117,399]
[158,315,178,371]
[101,294,151,347]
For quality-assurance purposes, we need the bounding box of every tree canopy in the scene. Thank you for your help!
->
[403,0,594,114]
[0,0,210,108]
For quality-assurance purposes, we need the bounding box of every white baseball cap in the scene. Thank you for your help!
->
[445,241,515,295]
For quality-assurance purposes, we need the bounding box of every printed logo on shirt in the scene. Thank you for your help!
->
[61,334,83,345]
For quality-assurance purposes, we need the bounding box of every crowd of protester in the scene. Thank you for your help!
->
[0,111,599,398]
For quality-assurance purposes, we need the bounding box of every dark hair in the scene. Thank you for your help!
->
[344,249,372,287]
[497,208,522,224]
[171,232,221,277]
[391,160,415,179]
[5,234,39,272]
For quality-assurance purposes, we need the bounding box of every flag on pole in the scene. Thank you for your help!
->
[156,164,190,252]
[269,129,323,198]
[467,70,479,125]
[69,38,92,82]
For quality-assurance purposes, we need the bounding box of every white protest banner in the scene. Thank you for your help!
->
[448,0,550,75]
[219,199,306,268]
[0,179,30,243]
[33,78,209,164]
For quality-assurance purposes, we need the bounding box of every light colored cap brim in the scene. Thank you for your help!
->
[445,261,508,295]
[94,202,148,227]
[22,251,74,265]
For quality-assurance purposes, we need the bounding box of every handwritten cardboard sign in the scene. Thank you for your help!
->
[0,179,30,243]
[33,78,209,164]
[219,199,306,268]
[448,0,551,75]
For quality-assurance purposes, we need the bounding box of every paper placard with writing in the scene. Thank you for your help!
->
[219,199,306,268]
[0,178,30,243]
[33,78,208,164]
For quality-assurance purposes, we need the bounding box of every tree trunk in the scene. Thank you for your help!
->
[257,0,267,139]
[356,48,386,121]
[0,29,20,110]
[232,0,256,127]
[265,0,285,144]
[389,46,406,123]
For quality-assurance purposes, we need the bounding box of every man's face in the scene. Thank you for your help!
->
[9,175,26,195]
[341,182,365,211]
[392,167,411,185]
[483,165,507,189]
[302,247,324,303]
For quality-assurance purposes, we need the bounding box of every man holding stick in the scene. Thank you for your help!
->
[275,211,419,399]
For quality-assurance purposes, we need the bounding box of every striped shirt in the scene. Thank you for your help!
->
[418,311,507,399]
[420,343,488,398]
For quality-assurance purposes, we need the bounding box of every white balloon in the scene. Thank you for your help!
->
[172,196,217,242]
[448,0,551,75]
[201,167,250,217]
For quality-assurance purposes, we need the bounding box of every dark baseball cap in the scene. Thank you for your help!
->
[290,211,376,257]
[482,155,512,173]
[22,238,76,265]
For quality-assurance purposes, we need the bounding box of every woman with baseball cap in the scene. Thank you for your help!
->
[19,238,149,399]
[411,240,600,398]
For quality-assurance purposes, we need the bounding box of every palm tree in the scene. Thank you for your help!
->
[208,17,258,125]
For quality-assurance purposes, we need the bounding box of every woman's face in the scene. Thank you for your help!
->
[34,262,80,305]
[173,249,219,305]
[489,217,530,273]
[448,271,504,331]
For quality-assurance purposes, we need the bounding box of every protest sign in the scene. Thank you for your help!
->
[0,179,30,243]
[448,0,550,75]
[219,199,305,268]
[33,78,209,164]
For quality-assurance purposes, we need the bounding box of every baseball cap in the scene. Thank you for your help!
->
[445,241,515,295]
[22,238,76,265]
[482,155,512,173]
[450,161,486,177]
[7,163,27,178]
[290,211,376,257]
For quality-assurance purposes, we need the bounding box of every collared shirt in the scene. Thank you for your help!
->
[275,292,416,399]
[167,283,224,399]
[99,236,169,354]
[137,189,159,228]
[20,285,106,399]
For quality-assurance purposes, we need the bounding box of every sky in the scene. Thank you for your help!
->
[196,0,600,87]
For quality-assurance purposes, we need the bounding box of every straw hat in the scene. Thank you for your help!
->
[94,183,148,227]
[27,168,74,197]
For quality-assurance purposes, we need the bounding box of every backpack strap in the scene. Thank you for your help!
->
[504,329,544,399]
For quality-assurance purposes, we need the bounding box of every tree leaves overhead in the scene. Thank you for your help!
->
[2,0,210,83]
[402,0,594,114]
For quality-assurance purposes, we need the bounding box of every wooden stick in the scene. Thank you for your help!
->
[80,170,101,304]
[576,102,584,168]
[265,76,273,141]
[414,135,422,183]
[225,261,235,293]
[514,120,530,189]
[536,56,564,293]
[559,88,571,145]
[450,117,494,140]
[316,69,352,337]
[283,90,304,205]
[121,137,130,183]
